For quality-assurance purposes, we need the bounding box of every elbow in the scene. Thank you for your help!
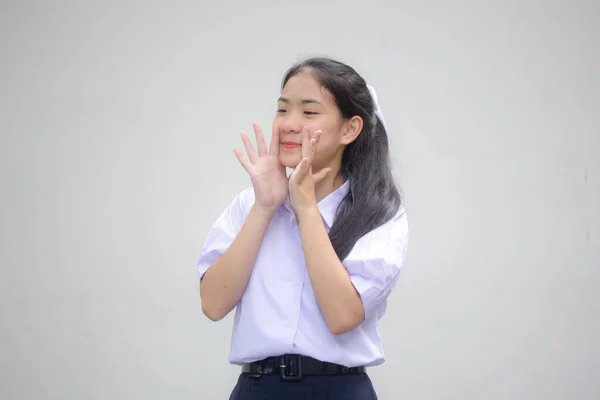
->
[326,299,366,335]
[201,299,228,322]
[328,320,357,335]
[326,314,364,336]
[199,278,229,322]
[202,305,224,322]
[328,324,352,336]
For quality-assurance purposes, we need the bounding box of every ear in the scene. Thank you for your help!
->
[340,116,363,145]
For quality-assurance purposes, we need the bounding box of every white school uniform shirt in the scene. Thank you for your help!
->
[197,180,409,368]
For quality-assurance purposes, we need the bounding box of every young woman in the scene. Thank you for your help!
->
[197,57,409,399]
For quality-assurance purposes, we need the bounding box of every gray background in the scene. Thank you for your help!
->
[1,1,599,399]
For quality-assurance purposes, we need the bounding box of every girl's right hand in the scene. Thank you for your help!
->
[234,122,288,211]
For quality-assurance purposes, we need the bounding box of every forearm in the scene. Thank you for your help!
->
[200,205,275,321]
[297,208,365,334]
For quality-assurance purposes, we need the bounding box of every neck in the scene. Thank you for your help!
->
[314,167,345,203]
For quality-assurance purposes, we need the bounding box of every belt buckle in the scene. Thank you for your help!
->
[280,355,302,381]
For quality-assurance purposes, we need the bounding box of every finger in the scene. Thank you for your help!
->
[301,126,310,159]
[253,121,268,157]
[313,167,332,183]
[307,130,321,165]
[299,158,310,179]
[233,149,252,173]
[291,157,309,183]
[312,129,322,142]
[307,139,317,166]
[240,131,258,164]
[279,161,288,178]
[269,125,280,156]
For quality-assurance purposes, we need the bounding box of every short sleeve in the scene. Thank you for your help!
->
[196,188,254,281]
[343,207,409,320]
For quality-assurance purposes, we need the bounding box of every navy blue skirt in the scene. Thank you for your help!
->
[229,372,378,400]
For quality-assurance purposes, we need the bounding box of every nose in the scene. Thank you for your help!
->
[280,117,303,135]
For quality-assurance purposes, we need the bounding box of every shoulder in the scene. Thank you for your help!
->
[345,206,408,263]
[212,186,255,227]
[360,205,408,244]
[232,186,255,213]
[375,206,408,241]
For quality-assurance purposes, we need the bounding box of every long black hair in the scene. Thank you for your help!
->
[282,57,402,260]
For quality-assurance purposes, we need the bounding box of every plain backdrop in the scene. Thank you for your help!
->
[1,1,599,399]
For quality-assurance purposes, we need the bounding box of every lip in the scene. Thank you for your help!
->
[281,142,301,149]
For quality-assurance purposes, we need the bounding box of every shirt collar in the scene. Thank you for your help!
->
[317,179,350,228]
[283,180,350,228]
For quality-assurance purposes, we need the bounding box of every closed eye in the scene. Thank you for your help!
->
[304,111,318,115]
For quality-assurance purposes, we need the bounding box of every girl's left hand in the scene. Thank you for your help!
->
[288,126,332,214]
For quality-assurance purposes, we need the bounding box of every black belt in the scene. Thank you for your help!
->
[241,354,366,381]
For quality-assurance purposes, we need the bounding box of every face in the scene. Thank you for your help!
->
[274,72,347,170]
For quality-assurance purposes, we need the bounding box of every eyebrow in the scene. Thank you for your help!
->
[278,96,323,106]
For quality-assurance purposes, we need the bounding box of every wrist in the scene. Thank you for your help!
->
[250,204,278,221]
[296,205,321,224]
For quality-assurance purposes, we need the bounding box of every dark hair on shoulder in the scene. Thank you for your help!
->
[282,57,402,260]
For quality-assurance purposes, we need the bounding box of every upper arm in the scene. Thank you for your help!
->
[196,188,253,281]
[343,208,409,320]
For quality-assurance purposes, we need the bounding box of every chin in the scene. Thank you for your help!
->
[278,153,301,169]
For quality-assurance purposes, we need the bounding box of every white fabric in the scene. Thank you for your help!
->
[197,181,409,368]
[367,84,388,133]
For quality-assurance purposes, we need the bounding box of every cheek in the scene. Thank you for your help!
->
[313,132,342,167]
[312,148,331,167]
[315,132,338,154]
